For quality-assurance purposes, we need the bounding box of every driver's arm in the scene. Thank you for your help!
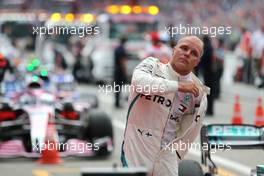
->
[131,57,178,95]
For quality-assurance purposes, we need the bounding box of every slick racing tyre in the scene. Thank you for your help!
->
[84,110,113,156]
[179,160,204,176]
[22,133,32,152]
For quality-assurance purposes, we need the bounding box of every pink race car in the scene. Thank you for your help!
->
[0,81,113,158]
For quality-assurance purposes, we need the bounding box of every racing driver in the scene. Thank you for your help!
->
[121,35,210,175]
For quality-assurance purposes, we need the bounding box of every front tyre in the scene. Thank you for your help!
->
[84,110,113,156]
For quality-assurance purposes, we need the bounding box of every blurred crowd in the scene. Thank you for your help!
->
[157,0,262,48]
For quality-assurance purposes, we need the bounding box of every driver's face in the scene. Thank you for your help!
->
[170,36,203,75]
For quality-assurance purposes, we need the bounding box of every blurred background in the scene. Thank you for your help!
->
[0,0,263,176]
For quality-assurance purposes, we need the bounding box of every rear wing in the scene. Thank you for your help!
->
[200,124,264,172]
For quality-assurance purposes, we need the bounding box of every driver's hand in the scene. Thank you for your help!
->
[178,81,200,97]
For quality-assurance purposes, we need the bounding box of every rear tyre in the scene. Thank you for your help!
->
[178,160,204,176]
[22,133,32,152]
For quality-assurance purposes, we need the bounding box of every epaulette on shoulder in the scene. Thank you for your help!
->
[145,57,160,63]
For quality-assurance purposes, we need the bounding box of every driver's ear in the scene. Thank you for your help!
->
[194,58,200,67]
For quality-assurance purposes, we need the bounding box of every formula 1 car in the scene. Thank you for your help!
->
[178,124,264,176]
[25,70,99,108]
[51,73,99,108]
[0,80,113,158]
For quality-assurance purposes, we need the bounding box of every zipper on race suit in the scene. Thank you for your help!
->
[158,94,202,160]
[160,86,178,150]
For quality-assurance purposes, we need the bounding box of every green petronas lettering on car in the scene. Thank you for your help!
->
[208,125,261,137]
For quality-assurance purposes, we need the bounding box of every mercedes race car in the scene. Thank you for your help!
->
[0,81,113,158]
[178,124,264,176]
